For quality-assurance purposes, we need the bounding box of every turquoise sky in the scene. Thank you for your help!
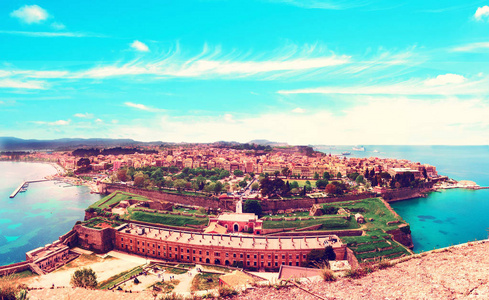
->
[1,0,489,144]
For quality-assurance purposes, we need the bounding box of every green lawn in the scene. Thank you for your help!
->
[97,265,144,289]
[262,216,359,230]
[191,273,221,292]
[89,191,150,210]
[130,211,209,227]
[322,198,404,232]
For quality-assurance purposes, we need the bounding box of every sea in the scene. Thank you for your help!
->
[316,145,489,252]
[1,147,488,266]
[0,161,101,266]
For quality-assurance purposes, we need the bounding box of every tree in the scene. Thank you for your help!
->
[290,181,299,189]
[323,172,331,180]
[219,170,230,179]
[174,179,187,191]
[71,267,97,288]
[133,175,146,188]
[325,246,336,261]
[316,179,328,189]
[314,172,319,180]
[326,183,336,194]
[336,172,342,178]
[273,170,280,178]
[214,181,223,194]
[243,199,262,216]
[251,182,259,190]
[233,170,244,177]
[281,167,291,178]
[117,169,128,182]
[355,175,364,184]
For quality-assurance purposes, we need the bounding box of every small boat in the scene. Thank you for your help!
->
[342,151,351,155]
[352,146,365,151]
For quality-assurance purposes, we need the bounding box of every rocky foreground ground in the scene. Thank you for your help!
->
[28,240,489,299]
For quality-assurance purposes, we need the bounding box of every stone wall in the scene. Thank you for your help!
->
[382,185,434,202]
[0,261,31,276]
[100,183,236,211]
[261,193,376,212]
[73,225,115,253]
[99,183,375,213]
[386,225,414,249]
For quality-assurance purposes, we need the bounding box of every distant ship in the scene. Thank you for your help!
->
[342,151,351,155]
[352,146,365,151]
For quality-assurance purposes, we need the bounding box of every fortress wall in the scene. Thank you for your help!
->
[100,183,236,211]
[382,185,434,202]
[73,225,115,253]
[100,183,375,213]
[261,193,376,212]
[0,261,30,276]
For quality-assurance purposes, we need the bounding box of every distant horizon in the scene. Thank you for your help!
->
[1,136,488,148]
[1,1,489,145]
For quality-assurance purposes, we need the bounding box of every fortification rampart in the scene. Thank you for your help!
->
[381,185,434,202]
[73,224,115,253]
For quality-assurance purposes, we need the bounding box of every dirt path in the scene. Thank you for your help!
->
[172,265,200,294]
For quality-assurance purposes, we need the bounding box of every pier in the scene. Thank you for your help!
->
[9,179,50,198]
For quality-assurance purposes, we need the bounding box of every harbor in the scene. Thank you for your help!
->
[9,179,50,198]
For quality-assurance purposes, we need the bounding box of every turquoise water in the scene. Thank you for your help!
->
[0,162,101,266]
[317,145,489,252]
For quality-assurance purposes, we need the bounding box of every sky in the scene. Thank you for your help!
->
[1,0,489,145]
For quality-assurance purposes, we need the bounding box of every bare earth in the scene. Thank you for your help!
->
[26,241,489,299]
[231,241,489,300]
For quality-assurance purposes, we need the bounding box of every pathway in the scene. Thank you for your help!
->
[172,265,201,294]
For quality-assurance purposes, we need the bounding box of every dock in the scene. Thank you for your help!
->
[9,179,50,198]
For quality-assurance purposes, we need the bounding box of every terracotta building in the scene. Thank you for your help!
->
[114,224,345,271]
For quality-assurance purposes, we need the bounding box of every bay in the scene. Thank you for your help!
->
[317,145,489,252]
[0,161,101,266]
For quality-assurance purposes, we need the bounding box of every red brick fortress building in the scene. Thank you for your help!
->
[114,223,346,271]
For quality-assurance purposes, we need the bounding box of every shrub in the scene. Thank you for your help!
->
[0,275,29,300]
[345,267,366,279]
[377,259,393,269]
[218,286,238,298]
[70,267,98,288]
[320,268,336,282]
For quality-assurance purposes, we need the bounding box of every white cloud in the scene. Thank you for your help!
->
[74,113,94,119]
[125,102,165,112]
[131,40,150,52]
[51,22,66,30]
[0,79,46,89]
[0,30,88,38]
[33,119,71,126]
[224,114,235,123]
[278,75,486,96]
[424,73,466,86]
[95,119,103,123]
[291,107,306,113]
[452,42,489,52]
[474,5,489,21]
[10,5,49,24]
[107,97,489,145]
[76,54,350,79]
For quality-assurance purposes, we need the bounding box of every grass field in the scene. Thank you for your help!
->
[130,211,209,227]
[262,216,359,230]
[322,198,403,232]
[89,191,150,210]
[97,265,144,290]
[190,273,221,292]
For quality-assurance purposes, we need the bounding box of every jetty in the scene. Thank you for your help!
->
[10,179,50,198]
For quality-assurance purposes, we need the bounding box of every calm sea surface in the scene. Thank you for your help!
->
[317,145,489,252]
[0,162,101,266]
